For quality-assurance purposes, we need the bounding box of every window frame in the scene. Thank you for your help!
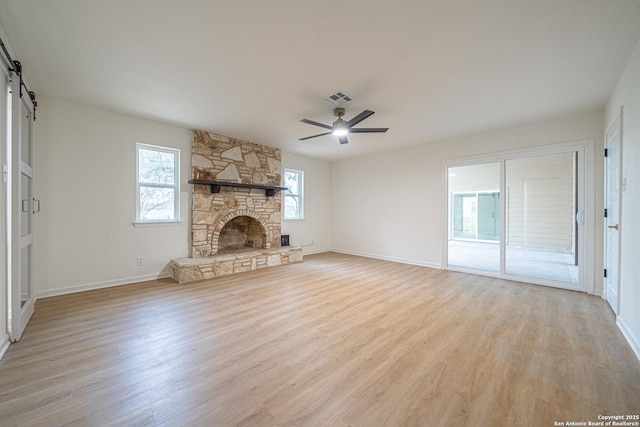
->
[283,168,304,221]
[444,140,591,292]
[135,143,180,223]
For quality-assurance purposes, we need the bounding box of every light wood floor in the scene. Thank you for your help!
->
[1,252,638,426]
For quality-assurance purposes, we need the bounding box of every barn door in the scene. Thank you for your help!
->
[9,79,36,341]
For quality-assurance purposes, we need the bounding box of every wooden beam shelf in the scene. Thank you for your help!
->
[188,179,288,197]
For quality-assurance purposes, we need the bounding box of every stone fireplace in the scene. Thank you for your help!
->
[171,130,302,284]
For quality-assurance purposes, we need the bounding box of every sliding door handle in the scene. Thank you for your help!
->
[608,224,619,230]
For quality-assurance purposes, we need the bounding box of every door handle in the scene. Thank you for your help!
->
[608,224,619,230]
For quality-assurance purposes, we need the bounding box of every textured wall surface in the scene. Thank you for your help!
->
[191,130,283,257]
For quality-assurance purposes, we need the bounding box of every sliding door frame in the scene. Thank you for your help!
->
[443,139,595,293]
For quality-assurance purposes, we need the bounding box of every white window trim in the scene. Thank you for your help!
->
[284,168,304,221]
[131,221,183,228]
[136,143,180,223]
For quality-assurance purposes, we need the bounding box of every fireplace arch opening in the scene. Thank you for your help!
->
[217,215,266,254]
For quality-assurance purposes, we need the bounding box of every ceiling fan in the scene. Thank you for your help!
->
[299,107,389,144]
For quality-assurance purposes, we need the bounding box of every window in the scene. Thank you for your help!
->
[136,143,180,222]
[283,168,303,220]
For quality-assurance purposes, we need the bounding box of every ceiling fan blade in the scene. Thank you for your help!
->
[338,135,349,145]
[345,110,375,128]
[349,128,389,133]
[300,118,333,130]
[299,131,332,141]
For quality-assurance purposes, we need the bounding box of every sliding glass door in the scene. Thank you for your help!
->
[448,162,500,272]
[504,153,579,283]
[446,146,585,290]
[451,192,500,241]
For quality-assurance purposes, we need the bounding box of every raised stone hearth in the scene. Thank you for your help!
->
[171,247,302,284]
[170,130,302,284]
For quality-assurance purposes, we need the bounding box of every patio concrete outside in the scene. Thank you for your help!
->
[448,240,579,284]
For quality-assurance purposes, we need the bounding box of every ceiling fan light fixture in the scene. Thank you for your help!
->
[299,107,388,144]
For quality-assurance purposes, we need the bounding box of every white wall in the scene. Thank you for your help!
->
[33,97,192,297]
[605,39,640,360]
[505,153,575,250]
[331,110,604,288]
[32,97,332,297]
[281,151,331,254]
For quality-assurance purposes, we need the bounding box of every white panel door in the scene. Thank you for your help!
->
[9,80,36,341]
[605,113,622,314]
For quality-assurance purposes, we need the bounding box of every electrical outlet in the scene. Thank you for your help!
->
[137,257,144,267]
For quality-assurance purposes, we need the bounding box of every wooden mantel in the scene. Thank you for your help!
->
[188,179,288,197]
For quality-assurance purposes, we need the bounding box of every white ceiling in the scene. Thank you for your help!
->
[1,0,639,161]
